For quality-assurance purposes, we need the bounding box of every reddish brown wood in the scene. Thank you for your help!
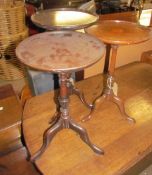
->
[85,20,151,122]
[86,20,152,45]
[16,31,105,72]
[0,84,15,100]
[99,10,152,27]
[109,45,118,76]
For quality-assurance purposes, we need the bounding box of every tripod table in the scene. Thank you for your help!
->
[16,30,105,161]
[85,20,152,122]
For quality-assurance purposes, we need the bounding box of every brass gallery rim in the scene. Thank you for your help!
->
[31,8,99,30]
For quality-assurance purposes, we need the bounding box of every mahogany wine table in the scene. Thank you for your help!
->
[23,62,152,175]
[16,31,105,161]
[85,20,152,122]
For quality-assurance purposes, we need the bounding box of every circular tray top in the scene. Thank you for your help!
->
[31,8,99,30]
[86,20,152,45]
[16,31,105,73]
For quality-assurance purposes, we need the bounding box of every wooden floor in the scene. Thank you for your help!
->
[23,62,152,175]
[0,147,41,175]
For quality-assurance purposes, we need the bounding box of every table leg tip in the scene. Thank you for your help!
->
[127,117,136,124]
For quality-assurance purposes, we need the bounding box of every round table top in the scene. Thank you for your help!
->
[16,31,105,72]
[31,8,99,30]
[86,20,152,45]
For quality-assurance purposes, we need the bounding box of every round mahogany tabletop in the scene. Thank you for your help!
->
[31,8,99,30]
[16,31,105,72]
[86,20,152,45]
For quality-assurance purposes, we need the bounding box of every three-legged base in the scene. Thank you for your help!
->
[31,114,104,162]
[67,77,93,109]
[82,74,135,123]
[30,72,104,162]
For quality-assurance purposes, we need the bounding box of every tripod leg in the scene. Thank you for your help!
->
[72,87,93,109]
[111,94,136,123]
[69,119,104,155]
[82,93,106,122]
[30,119,63,162]
[49,111,60,125]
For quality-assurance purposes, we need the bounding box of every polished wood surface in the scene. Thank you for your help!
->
[99,10,152,27]
[0,84,23,155]
[16,31,105,72]
[86,19,151,123]
[99,11,139,22]
[0,85,22,130]
[0,147,40,175]
[23,62,152,175]
[86,20,152,45]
